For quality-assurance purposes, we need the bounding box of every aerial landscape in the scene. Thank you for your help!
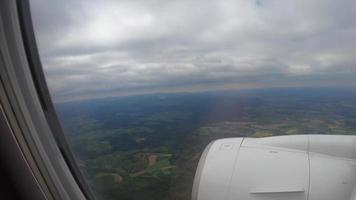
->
[29,0,356,199]
[56,87,356,200]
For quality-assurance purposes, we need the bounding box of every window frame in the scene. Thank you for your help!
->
[0,0,95,199]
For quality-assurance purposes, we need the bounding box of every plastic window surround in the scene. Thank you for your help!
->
[0,0,94,199]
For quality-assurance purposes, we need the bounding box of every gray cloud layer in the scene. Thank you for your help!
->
[30,0,356,102]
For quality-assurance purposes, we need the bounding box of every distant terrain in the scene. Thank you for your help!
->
[55,87,356,200]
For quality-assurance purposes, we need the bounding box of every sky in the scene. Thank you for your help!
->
[30,0,356,102]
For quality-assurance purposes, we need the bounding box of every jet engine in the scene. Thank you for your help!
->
[192,135,356,200]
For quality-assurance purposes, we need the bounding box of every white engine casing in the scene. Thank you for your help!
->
[192,135,356,200]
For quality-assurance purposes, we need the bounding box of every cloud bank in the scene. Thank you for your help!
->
[30,0,356,102]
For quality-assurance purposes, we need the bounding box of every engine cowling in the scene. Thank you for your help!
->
[192,135,356,200]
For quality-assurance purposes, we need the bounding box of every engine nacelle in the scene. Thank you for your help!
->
[192,135,356,200]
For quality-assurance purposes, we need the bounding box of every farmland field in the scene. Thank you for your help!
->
[56,87,356,200]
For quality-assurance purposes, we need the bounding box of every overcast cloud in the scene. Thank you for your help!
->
[30,0,356,102]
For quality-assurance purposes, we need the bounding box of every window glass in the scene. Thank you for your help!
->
[30,1,356,200]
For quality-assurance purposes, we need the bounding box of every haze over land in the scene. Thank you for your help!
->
[30,0,356,102]
[57,88,356,200]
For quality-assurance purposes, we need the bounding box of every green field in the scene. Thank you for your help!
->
[57,88,356,200]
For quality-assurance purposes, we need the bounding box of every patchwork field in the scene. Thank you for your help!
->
[56,88,356,200]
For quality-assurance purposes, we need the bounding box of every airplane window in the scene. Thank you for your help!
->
[29,0,356,200]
